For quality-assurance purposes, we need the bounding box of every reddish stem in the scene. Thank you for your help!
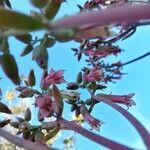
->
[0,128,58,150]
[91,95,150,149]
[51,5,150,30]
[58,117,134,150]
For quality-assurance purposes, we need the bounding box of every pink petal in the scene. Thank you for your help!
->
[49,69,56,77]
[35,96,45,108]
[56,70,64,77]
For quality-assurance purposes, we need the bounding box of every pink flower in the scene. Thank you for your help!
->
[41,69,65,86]
[80,106,103,130]
[35,94,54,119]
[97,93,135,107]
[83,68,103,83]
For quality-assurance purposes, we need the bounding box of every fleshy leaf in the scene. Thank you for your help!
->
[0,102,12,114]
[0,89,2,101]
[1,38,9,53]
[44,124,60,142]
[30,0,48,8]
[0,7,45,31]
[32,45,48,69]
[4,0,12,9]
[76,72,82,84]
[52,85,63,116]
[28,69,36,86]
[0,53,20,85]
[43,0,63,20]
[10,121,20,128]
[0,119,10,128]
[15,34,32,44]
[20,44,33,57]
[24,107,31,121]
[42,36,56,48]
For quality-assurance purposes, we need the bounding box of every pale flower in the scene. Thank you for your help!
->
[5,90,16,101]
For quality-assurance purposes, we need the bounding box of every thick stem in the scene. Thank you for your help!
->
[51,5,150,30]
[91,95,150,149]
[58,117,134,150]
[0,128,58,150]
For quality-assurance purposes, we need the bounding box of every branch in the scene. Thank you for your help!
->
[0,128,58,150]
[50,5,150,30]
[58,117,134,150]
[91,95,150,149]
[122,51,150,66]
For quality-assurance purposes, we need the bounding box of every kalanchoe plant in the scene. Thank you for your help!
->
[0,0,150,150]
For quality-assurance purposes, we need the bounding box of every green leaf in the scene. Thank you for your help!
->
[30,0,48,8]
[42,35,56,48]
[52,85,63,116]
[0,53,20,85]
[10,121,20,128]
[0,7,45,31]
[76,72,82,84]
[15,34,32,44]
[28,69,36,86]
[4,0,12,9]
[16,117,24,123]
[24,107,31,121]
[0,102,12,114]
[44,124,60,142]
[0,119,10,128]
[32,45,48,69]
[20,44,33,57]
[43,0,62,20]
[1,38,9,53]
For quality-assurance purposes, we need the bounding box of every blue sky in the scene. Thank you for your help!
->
[0,1,150,150]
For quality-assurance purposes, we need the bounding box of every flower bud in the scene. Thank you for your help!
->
[24,107,31,121]
[18,88,34,98]
[0,119,10,128]
[28,69,36,86]
[76,72,82,84]
[10,121,20,128]
[66,82,79,90]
